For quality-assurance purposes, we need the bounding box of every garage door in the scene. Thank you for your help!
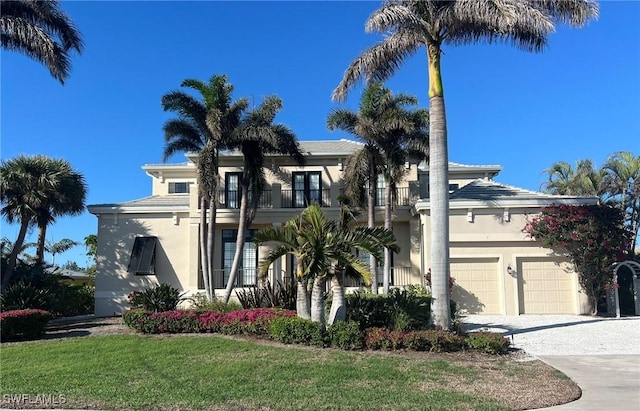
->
[519,258,575,314]
[450,258,501,314]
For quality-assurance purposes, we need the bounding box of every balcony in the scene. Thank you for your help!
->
[343,266,414,288]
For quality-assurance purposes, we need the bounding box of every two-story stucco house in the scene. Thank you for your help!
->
[88,139,597,317]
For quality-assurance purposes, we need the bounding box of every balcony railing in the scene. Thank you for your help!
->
[211,268,273,289]
[215,190,273,209]
[281,189,331,208]
[343,266,414,288]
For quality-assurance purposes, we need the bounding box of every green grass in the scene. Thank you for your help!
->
[1,335,509,411]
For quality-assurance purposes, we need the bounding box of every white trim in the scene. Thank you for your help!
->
[415,196,598,212]
[88,205,189,214]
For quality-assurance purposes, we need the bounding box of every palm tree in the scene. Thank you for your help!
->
[255,204,398,327]
[328,198,400,324]
[332,0,598,329]
[602,151,640,254]
[0,155,86,290]
[1,0,83,84]
[543,159,604,196]
[45,238,78,265]
[32,158,86,264]
[328,83,428,294]
[221,96,305,303]
[162,74,248,299]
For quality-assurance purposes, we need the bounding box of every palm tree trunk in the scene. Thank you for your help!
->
[223,182,249,303]
[311,276,326,327]
[328,271,346,325]
[207,190,216,299]
[1,218,30,291]
[383,183,393,294]
[368,151,378,294]
[35,224,47,264]
[199,196,211,300]
[427,43,452,330]
[296,278,311,320]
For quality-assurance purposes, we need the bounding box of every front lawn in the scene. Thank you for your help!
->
[0,334,579,410]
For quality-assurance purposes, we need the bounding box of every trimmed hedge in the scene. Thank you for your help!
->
[123,308,296,335]
[122,308,509,355]
[0,309,53,341]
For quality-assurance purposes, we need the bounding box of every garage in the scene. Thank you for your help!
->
[519,258,576,314]
[450,257,501,314]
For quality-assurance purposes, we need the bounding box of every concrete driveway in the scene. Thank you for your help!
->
[462,315,640,410]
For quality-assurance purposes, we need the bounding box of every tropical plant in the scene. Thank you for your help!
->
[1,0,83,84]
[1,155,86,290]
[332,0,599,329]
[255,203,398,328]
[45,238,78,265]
[543,159,605,196]
[328,82,428,294]
[602,152,640,254]
[162,74,248,299]
[221,96,305,303]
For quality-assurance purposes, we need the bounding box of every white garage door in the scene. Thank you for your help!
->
[450,258,501,314]
[520,258,575,314]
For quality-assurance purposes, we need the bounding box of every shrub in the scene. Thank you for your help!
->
[0,309,52,341]
[188,293,241,313]
[269,317,326,347]
[364,328,466,352]
[235,281,297,310]
[52,285,94,316]
[327,321,364,350]
[345,290,432,331]
[128,283,183,312]
[218,308,295,336]
[1,282,52,311]
[466,332,510,355]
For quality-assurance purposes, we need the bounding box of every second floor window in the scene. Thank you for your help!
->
[226,173,242,208]
[169,182,190,194]
[292,171,321,208]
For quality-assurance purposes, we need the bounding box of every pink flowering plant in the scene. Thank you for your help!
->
[524,204,631,315]
[0,309,53,341]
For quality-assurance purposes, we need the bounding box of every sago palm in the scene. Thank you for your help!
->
[162,74,248,299]
[221,96,305,303]
[333,0,598,329]
[1,0,83,83]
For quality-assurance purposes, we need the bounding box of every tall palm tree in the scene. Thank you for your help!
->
[602,151,640,254]
[162,74,248,299]
[0,155,86,289]
[332,0,598,329]
[1,0,83,84]
[255,204,398,327]
[543,159,604,196]
[221,96,305,303]
[328,83,428,294]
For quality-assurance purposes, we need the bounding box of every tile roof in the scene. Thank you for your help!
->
[89,195,190,209]
[449,179,554,201]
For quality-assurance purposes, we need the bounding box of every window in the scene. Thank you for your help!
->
[127,236,157,275]
[292,172,321,208]
[169,182,190,194]
[225,173,241,208]
[449,183,459,193]
[376,174,386,206]
[222,229,258,287]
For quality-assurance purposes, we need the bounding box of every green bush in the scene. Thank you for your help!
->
[269,316,326,347]
[327,321,364,350]
[364,328,466,352]
[52,285,94,316]
[1,282,52,311]
[235,281,296,310]
[0,309,53,341]
[345,289,433,331]
[188,293,241,313]
[466,332,510,355]
[128,283,183,312]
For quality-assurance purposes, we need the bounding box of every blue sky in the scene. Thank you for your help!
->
[2,0,639,267]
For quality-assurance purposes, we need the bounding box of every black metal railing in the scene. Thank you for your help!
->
[343,266,414,287]
[281,189,331,208]
[216,190,273,209]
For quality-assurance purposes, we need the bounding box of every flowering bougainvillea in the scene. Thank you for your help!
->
[524,204,631,314]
